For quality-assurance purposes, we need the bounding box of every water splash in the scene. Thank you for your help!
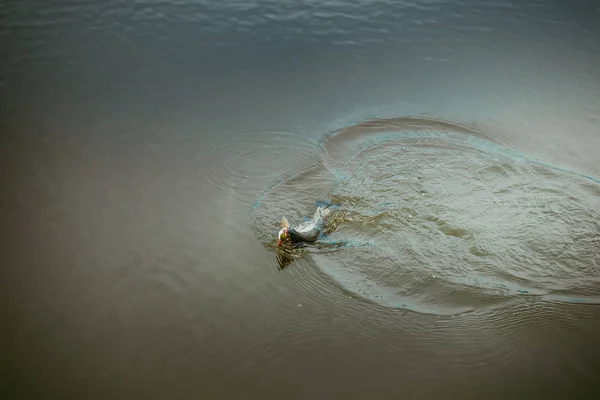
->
[250,116,600,315]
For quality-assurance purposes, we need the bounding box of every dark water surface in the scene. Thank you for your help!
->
[2,0,600,398]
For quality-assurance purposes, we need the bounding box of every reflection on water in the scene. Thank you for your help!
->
[3,0,600,398]
[276,253,296,270]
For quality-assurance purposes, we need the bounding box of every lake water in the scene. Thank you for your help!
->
[2,0,600,398]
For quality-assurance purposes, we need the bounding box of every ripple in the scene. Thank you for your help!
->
[195,127,320,219]
[250,116,600,315]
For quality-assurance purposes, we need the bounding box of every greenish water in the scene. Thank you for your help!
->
[3,0,600,398]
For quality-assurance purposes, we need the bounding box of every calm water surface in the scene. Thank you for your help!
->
[2,0,600,398]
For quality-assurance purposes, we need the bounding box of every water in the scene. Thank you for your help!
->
[252,117,600,314]
[2,0,600,398]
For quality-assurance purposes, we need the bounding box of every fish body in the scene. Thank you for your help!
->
[287,205,331,243]
[277,203,335,246]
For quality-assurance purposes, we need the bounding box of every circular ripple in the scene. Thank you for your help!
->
[195,127,321,218]
[251,116,600,315]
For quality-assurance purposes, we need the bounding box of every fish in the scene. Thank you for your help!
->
[276,203,335,246]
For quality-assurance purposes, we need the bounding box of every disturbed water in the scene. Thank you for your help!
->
[251,117,600,314]
[2,0,600,398]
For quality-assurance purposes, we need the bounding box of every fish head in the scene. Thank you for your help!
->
[276,217,291,246]
[276,227,288,247]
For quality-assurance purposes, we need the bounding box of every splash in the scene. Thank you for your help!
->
[250,116,600,315]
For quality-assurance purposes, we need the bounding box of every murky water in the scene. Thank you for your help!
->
[2,0,600,398]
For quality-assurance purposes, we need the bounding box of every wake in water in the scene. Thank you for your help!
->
[251,116,600,315]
